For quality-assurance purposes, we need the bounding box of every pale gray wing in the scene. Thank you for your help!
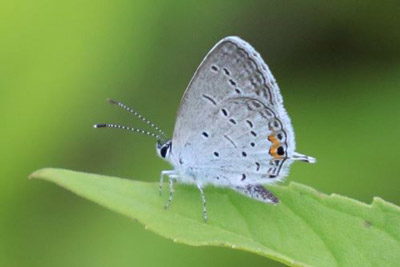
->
[170,36,295,183]
[176,97,295,186]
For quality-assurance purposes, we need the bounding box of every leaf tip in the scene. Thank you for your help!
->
[372,196,400,212]
[29,168,46,179]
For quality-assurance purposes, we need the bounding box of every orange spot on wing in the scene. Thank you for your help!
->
[268,134,282,159]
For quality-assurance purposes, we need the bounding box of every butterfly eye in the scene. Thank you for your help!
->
[160,144,170,158]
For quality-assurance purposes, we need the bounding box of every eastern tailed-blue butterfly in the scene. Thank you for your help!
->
[94,36,316,222]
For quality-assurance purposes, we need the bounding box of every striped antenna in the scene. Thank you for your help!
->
[107,98,168,141]
[93,123,164,143]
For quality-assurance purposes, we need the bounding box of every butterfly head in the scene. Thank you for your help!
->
[156,140,172,160]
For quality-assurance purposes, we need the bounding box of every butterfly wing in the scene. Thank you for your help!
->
[171,36,295,185]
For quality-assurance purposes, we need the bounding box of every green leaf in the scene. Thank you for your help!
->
[30,168,400,266]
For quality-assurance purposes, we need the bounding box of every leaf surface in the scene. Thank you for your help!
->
[30,168,400,266]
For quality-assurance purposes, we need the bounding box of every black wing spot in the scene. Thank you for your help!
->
[235,88,241,94]
[214,152,219,157]
[242,151,247,157]
[277,146,285,156]
[246,120,253,128]
[250,131,257,137]
[255,162,260,171]
[241,174,246,181]
[202,132,209,138]
[221,108,228,116]
[229,118,236,124]
[250,142,255,147]
[277,133,283,140]
[223,68,230,76]
[229,79,236,86]
[202,94,217,105]
[211,65,218,71]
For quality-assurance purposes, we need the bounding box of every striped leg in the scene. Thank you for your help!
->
[164,175,179,209]
[196,183,208,222]
[159,170,175,195]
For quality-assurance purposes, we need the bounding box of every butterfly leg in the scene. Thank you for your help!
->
[233,184,279,204]
[159,170,175,195]
[164,174,179,209]
[196,183,208,222]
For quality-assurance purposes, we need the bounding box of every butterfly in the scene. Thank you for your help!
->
[95,36,316,222]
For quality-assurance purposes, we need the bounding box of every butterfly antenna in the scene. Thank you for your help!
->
[93,123,165,143]
[107,98,168,141]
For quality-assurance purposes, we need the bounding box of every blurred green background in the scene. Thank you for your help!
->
[1,0,400,266]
